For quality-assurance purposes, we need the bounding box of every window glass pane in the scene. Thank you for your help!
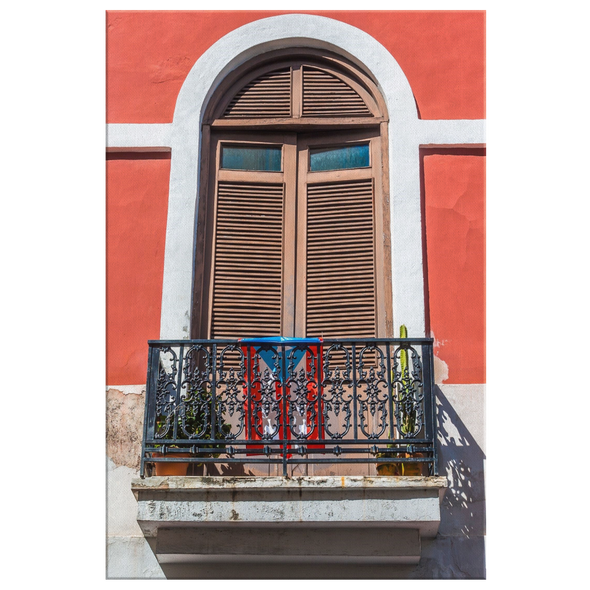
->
[221,145,282,171]
[309,143,370,172]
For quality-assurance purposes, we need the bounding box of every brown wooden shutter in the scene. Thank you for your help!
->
[302,67,371,117]
[223,68,292,118]
[211,181,284,338]
[306,179,376,338]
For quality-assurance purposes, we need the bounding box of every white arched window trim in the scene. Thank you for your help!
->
[106,14,485,339]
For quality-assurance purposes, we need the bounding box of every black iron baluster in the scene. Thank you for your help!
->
[141,344,158,477]
[173,345,184,443]
[386,341,394,449]
[422,342,437,476]
[146,345,159,440]
[211,342,217,444]
[352,343,358,441]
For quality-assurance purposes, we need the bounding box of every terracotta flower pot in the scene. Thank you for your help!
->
[376,462,398,476]
[152,452,189,476]
[376,453,426,476]
[399,458,424,476]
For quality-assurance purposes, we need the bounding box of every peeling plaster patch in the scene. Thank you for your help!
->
[107,387,145,470]
[432,333,450,352]
[431,332,449,383]
[433,355,449,384]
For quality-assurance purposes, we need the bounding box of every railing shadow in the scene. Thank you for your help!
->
[414,384,485,578]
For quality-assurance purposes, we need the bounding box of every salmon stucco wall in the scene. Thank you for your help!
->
[424,153,486,384]
[106,11,485,386]
[106,10,485,123]
[106,155,170,385]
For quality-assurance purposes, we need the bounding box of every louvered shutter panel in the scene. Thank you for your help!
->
[302,67,371,117]
[306,179,376,338]
[223,68,292,118]
[211,182,284,338]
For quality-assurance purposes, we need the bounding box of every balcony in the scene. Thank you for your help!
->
[133,338,447,571]
[140,337,438,476]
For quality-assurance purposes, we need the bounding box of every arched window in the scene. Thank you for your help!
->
[191,49,392,340]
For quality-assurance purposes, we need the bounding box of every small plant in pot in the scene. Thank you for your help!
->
[375,443,424,476]
[376,325,425,476]
[375,441,402,476]
[152,393,232,476]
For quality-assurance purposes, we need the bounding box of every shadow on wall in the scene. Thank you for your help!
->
[415,385,486,579]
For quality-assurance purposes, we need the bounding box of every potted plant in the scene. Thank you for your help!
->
[376,325,425,476]
[376,444,424,476]
[152,394,232,476]
[375,441,402,476]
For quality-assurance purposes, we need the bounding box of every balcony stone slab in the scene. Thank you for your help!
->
[132,475,447,565]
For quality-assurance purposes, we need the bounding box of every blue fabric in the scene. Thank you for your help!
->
[239,337,321,369]
[239,337,321,343]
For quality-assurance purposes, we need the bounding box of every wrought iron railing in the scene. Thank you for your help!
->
[140,338,437,477]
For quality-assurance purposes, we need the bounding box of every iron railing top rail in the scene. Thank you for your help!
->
[141,337,437,477]
[148,337,435,346]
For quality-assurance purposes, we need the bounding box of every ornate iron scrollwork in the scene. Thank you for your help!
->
[356,345,389,439]
[177,345,214,439]
[286,346,319,441]
[141,338,437,478]
[216,344,246,440]
[321,343,353,439]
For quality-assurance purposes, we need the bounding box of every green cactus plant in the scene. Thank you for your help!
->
[398,323,416,436]
[375,324,422,475]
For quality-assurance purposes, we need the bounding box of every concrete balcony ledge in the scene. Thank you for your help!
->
[132,474,446,493]
[131,475,447,565]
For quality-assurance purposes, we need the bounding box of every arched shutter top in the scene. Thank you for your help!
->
[302,66,371,117]
[216,56,382,121]
[223,68,292,118]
